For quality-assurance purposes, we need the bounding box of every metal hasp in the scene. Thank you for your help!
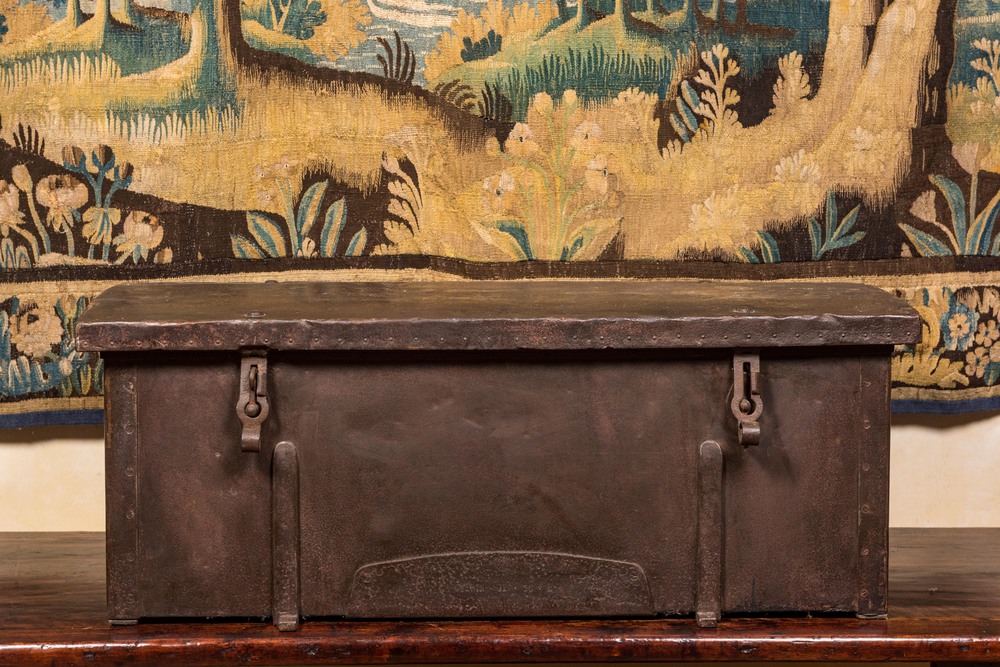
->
[731,351,763,447]
[237,349,270,452]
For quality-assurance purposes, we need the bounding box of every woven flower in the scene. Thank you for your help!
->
[953,142,986,175]
[82,207,121,245]
[942,301,978,351]
[975,320,1000,348]
[36,175,87,232]
[774,149,820,184]
[297,237,317,258]
[11,165,32,193]
[949,311,972,339]
[585,156,610,195]
[571,121,603,151]
[910,191,937,224]
[113,211,163,263]
[483,172,515,212]
[507,123,539,156]
[9,306,64,358]
[0,180,25,237]
[966,346,989,379]
[532,92,553,114]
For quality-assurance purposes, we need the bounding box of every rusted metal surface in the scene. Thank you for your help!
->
[857,355,892,619]
[83,280,920,629]
[76,281,920,352]
[347,552,655,618]
[238,349,270,453]
[696,440,723,628]
[103,362,139,625]
[730,352,763,447]
[272,442,301,631]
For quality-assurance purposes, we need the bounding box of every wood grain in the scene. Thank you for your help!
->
[1,529,998,666]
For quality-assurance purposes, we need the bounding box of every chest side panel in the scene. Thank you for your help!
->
[722,352,874,613]
[133,353,272,618]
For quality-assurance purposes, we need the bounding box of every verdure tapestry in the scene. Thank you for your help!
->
[1,0,1000,426]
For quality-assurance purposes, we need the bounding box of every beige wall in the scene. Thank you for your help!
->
[2,415,999,531]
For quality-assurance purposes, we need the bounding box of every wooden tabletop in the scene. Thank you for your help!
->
[1,529,998,666]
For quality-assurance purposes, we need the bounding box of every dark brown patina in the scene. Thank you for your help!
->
[76,280,920,630]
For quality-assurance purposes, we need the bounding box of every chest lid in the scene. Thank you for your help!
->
[76,280,920,352]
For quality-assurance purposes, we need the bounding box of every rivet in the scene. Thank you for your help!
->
[861,547,870,556]
[862,462,871,472]
[125,509,135,520]
[125,466,134,477]
[860,589,870,599]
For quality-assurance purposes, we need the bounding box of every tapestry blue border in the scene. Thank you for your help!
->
[2,401,998,428]
[0,409,104,430]
[891,397,1000,416]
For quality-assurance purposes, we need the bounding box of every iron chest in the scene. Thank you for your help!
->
[77,280,920,629]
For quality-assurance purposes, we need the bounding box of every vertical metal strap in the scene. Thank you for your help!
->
[272,441,301,631]
[106,361,140,625]
[696,440,724,628]
[857,356,890,619]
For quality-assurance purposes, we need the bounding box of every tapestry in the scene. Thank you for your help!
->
[2,0,1000,426]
